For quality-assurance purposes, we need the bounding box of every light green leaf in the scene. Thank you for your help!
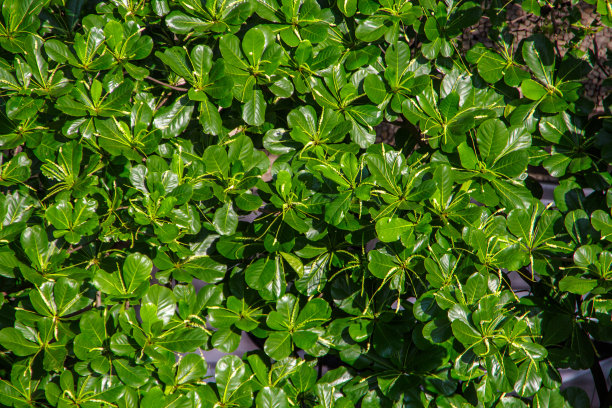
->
[375,217,413,242]
[256,387,289,408]
[559,276,598,295]
[213,202,239,236]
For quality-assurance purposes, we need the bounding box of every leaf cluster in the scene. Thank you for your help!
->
[0,0,612,407]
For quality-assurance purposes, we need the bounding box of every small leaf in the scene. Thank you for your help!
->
[264,331,292,360]
[123,253,153,293]
[363,74,386,104]
[213,202,239,235]
[112,359,149,388]
[521,79,547,100]
[375,217,413,242]
[153,96,195,138]
[243,88,266,126]
[177,354,207,385]
[256,387,289,408]
[337,0,357,17]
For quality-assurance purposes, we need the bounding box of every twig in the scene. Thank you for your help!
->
[507,14,530,25]
[145,76,189,92]
[66,244,84,254]
[156,92,173,110]
[228,126,244,137]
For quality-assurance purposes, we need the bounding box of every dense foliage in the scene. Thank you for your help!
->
[1,0,612,406]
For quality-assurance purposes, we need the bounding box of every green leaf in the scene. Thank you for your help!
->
[337,0,357,17]
[476,118,507,165]
[451,320,482,347]
[521,79,547,100]
[112,359,149,388]
[166,12,212,34]
[375,217,413,242]
[236,192,263,211]
[559,276,598,295]
[504,65,531,87]
[592,210,612,241]
[243,88,266,126]
[0,378,28,407]
[368,249,397,279]
[245,256,285,299]
[204,145,229,179]
[152,0,170,16]
[325,191,351,225]
[93,253,151,297]
[363,74,387,104]
[199,95,223,135]
[20,225,49,271]
[123,253,153,293]
[264,331,292,359]
[153,96,195,138]
[256,387,289,408]
[242,27,267,66]
[533,388,564,408]
[46,198,98,244]
[457,142,478,169]
[177,354,207,385]
[213,202,239,235]
[514,361,541,397]
[212,327,242,352]
[215,355,249,403]
[477,51,506,83]
[0,146,25,175]
[0,328,39,356]
[295,253,329,295]
[355,18,388,42]
[157,47,192,81]
[522,34,555,85]
[154,328,207,352]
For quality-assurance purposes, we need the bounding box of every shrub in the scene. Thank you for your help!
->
[0,0,611,407]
